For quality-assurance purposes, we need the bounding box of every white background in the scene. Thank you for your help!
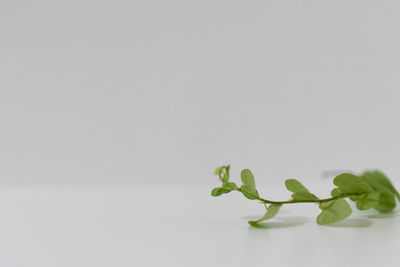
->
[1,0,400,266]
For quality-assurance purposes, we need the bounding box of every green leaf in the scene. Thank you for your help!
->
[285,179,308,192]
[362,171,400,200]
[349,195,360,201]
[333,173,374,194]
[331,188,342,198]
[240,169,259,199]
[222,165,231,182]
[241,169,256,188]
[240,185,259,199]
[222,182,237,190]
[248,204,282,226]
[355,192,380,210]
[214,165,230,182]
[374,192,396,213]
[214,167,223,176]
[211,187,232,197]
[285,179,318,200]
[317,198,352,225]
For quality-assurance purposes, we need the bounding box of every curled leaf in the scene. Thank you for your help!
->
[248,204,282,226]
[214,165,231,182]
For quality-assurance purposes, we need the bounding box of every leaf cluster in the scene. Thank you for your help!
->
[211,166,400,226]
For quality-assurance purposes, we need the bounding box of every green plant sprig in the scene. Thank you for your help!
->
[211,165,400,226]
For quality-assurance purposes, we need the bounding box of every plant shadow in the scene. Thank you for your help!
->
[242,210,290,220]
[247,216,309,229]
[326,218,372,228]
[367,210,400,219]
[246,216,374,229]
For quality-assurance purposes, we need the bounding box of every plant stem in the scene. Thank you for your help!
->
[235,187,360,205]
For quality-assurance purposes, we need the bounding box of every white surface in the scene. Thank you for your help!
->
[1,181,399,267]
[2,1,400,185]
[2,1,400,265]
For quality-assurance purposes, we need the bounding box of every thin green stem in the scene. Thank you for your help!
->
[236,187,360,205]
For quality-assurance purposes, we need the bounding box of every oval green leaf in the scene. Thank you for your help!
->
[374,192,396,213]
[285,179,318,200]
[333,173,374,194]
[211,187,232,197]
[240,169,259,199]
[317,198,352,225]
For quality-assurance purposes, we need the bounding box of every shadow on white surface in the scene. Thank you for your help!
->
[326,218,372,228]
[246,216,309,229]
[242,210,290,220]
[246,216,375,229]
[367,211,400,219]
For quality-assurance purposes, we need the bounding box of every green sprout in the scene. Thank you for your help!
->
[211,165,400,226]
